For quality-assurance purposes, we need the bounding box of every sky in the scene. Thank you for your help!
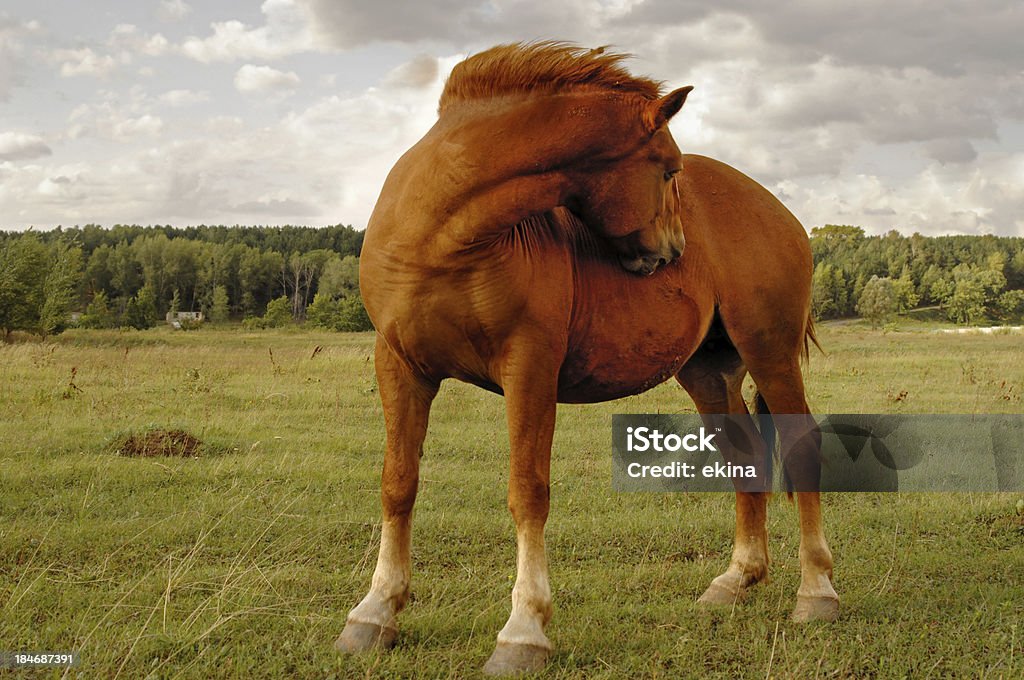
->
[1,0,1023,236]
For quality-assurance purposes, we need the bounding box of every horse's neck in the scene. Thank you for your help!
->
[408,93,633,249]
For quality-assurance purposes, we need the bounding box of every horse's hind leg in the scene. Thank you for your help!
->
[741,359,839,622]
[337,335,438,652]
[676,346,770,607]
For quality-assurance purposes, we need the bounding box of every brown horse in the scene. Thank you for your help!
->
[338,42,839,675]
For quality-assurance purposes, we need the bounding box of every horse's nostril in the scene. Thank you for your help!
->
[657,257,667,268]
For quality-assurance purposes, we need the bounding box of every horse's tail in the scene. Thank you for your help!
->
[753,391,793,500]
[803,313,824,362]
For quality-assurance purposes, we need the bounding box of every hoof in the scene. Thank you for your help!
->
[334,620,398,653]
[483,642,549,676]
[697,581,745,607]
[791,595,839,623]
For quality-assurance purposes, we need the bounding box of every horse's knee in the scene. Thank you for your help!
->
[508,477,550,524]
[381,474,418,517]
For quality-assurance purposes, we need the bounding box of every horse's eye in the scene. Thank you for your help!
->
[663,169,681,181]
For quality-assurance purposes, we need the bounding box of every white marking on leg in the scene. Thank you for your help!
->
[496,524,552,650]
[347,519,410,629]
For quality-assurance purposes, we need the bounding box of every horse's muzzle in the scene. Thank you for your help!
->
[619,245,682,276]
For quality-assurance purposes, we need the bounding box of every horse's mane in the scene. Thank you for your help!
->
[439,41,663,114]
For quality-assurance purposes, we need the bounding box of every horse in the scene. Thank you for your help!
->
[337,42,839,675]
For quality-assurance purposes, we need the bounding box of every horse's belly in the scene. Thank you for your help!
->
[556,264,711,403]
[556,353,688,403]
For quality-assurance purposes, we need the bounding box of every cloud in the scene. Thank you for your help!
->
[233,64,301,93]
[67,102,164,141]
[113,114,164,138]
[382,55,439,88]
[766,151,1024,235]
[180,0,313,62]
[231,197,320,216]
[620,2,1024,76]
[158,89,209,106]
[107,24,169,57]
[0,53,456,228]
[158,0,192,23]
[54,47,122,77]
[0,132,52,161]
[49,24,170,82]
[0,15,41,101]
[299,0,482,46]
[297,0,604,48]
[37,174,83,200]
[925,139,979,165]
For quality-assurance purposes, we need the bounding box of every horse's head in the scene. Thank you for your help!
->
[568,86,692,276]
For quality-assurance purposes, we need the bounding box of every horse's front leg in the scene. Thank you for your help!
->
[483,344,560,675]
[336,336,438,652]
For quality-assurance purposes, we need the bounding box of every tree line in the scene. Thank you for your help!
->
[0,224,368,339]
[2,223,1023,339]
[810,225,1024,326]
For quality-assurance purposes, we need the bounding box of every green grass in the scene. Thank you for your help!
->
[0,324,1021,678]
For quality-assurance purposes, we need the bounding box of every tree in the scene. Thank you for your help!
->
[238,248,284,315]
[80,291,117,329]
[0,233,48,339]
[208,285,230,323]
[812,262,838,319]
[1008,248,1024,290]
[109,240,142,301]
[262,296,293,328]
[285,249,332,318]
[892,267,919,314]
[997,289,1024,322]
[336,294,373,331]
[136,286,159,328]
[946,276,986,324]
[944,264,1006,324]
[38,241,84,338]
[319,255,360,299]
[831,266,850,316]
[919,264,944,305]
[122,286,159,329]
[305,292,339,329]
[930,277,955,308]
[84,243,113,296]
[851,273,867,312]
[240,291,257,317]
[857,276,897,328]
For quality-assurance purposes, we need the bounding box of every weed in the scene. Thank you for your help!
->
[61,366,82,399]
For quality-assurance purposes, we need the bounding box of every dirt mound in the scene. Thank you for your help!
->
[116,429,204,458]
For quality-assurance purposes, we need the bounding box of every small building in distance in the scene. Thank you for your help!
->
[166,311,204,329]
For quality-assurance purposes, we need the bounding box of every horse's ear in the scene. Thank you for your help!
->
[646,86,693,132]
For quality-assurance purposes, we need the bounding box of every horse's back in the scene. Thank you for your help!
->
[681,154,811,269]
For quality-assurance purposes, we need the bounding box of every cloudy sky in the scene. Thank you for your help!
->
[1,0,1023,235]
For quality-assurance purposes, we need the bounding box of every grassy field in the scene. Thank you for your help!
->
[1,322,1021,678]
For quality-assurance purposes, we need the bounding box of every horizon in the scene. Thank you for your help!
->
[4,221,1023,241]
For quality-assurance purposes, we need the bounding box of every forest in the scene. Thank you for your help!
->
[1,223,1023,339]
[809,225,1024,327]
